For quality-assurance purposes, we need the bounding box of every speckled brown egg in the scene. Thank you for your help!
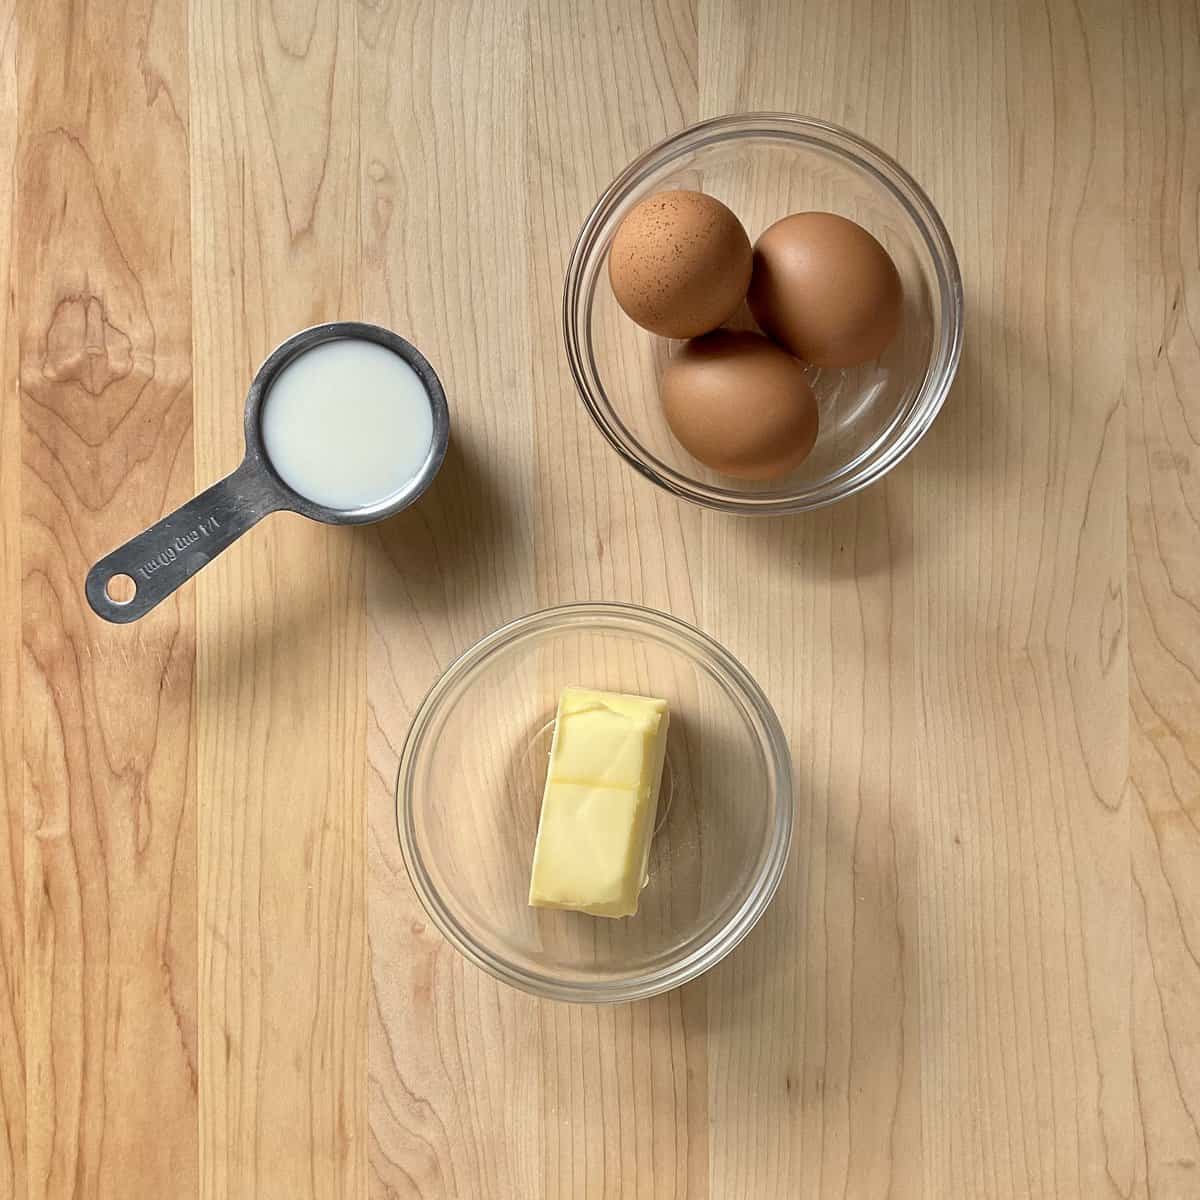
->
[661,330,819,480]
[747,212,903,367]
[608,191,752,338]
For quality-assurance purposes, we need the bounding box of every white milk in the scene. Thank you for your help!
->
[260,338,434,511]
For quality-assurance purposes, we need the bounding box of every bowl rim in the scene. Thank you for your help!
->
[395,601,794,1003]
[563,111,965,514]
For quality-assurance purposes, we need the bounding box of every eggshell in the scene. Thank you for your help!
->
[609,191,752,338]
[661,330,819,480]
[747,212,902,367]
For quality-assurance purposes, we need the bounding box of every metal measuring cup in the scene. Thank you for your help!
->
[85,321,450,624]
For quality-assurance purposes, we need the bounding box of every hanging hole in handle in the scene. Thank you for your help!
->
[105,573,137,605]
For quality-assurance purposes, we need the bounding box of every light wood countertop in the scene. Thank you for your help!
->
[3,1,1198,1196]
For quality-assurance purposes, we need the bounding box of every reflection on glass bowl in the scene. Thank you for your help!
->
[396,603,793,1003]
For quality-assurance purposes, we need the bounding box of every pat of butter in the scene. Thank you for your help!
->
[528,687,670,918]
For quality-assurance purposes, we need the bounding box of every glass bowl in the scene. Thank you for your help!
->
[397,603,793,1003]
[563,113,964,514]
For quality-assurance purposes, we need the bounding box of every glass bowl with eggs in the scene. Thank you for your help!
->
[563,113,964,514]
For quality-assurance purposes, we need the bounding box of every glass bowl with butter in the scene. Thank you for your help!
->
[563,113,963,513]
[397,603,792,1003]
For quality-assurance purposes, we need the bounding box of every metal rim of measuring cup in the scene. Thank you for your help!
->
[246,321,451,526]
[84,320,450,624]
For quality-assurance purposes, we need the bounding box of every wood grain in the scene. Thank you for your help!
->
[527,6,705,1200]
[1127,3,1200,1198]
[359,2,540,1196]
[697,4,920,1197]
[17,0,198,1196]
[910,2,1132,1195]
[4,1,1199,1197]
[189,0,366,1196]
[1,4,22,1196]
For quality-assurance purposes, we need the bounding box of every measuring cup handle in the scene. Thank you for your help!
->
[85,459,284,623]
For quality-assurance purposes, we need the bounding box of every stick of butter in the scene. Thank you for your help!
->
[528,687,670,918]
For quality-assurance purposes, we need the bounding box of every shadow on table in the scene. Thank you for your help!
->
[666,299,1023,1120]
[678,734,945,1113]
[894,289,1016,493]
[737,489,914,583]
[193,428,524,687]
[724,290,1011,587]
[355,429,527,623]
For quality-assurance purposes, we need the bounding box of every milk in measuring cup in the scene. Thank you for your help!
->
[260,338,435,511]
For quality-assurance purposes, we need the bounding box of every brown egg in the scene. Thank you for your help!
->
[747,212,902,367]
[609,190,752,338]
[661,331,819,480]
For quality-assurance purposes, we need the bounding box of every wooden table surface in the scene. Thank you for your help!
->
[3,1,1198,1197]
